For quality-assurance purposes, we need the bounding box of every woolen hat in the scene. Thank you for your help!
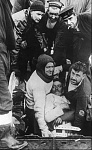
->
[36,54,55,70]
[30,0,45,13]
[48,0,64,9]
[36,54,55,83]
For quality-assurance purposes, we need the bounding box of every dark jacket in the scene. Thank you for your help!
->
[64,76,90,131]
[14,9,46,59]
[39,13,72,66]
[20,15,44,60]
[69,13,91,64]
[12,9,46,80]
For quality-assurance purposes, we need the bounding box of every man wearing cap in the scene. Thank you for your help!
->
[40,0,65,56]
[39,0,72,84]
[11,0,46,81]
[59,5,91,79]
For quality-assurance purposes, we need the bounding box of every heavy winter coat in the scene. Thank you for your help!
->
[39,12,71,66]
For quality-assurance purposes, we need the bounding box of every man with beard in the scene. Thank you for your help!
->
[55,62,91,135]
[39,0,71,84]
[56,61,91,135]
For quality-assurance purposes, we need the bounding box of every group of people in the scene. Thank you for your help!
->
[25,55,91,137]
[0,0,91,149]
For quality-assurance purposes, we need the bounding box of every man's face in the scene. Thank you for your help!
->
[31,11,44,23]
[64,14,77,29]
[52,80,62,96]
[45,62,54,76]
[70,69,85,85]
[48,7,60,22]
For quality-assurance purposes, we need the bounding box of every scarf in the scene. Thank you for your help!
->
[36,54,55,83]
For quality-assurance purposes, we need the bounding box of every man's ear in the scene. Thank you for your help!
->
[83,73,86,79]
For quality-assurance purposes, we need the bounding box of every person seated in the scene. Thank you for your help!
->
[45,78,71,131]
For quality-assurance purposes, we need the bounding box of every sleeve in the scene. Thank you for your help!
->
[45,94,64,122]
[53,21,71,66]
[33,88,49,132]
[11,10,28,66]
[78,13,91,40]
[73,95,87,129]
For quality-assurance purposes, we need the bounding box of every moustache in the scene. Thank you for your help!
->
[71,79,76,82]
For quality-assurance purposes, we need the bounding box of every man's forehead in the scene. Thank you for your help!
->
[64,14,74,21]
[31,10,44,15]
[49,6,60,12]
[71,69,83,74]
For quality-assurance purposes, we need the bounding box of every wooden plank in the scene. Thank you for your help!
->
[0,137,91,149]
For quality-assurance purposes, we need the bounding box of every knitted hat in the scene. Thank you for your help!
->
[36,54,55,71]
[36,54,55,83]
[30,0,45,13]
[48,0,64,9]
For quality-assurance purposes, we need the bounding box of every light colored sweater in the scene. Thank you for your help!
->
[26,71,53,132]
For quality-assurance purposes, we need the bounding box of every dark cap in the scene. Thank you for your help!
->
[48,0,64,9]
[59,5,74,19]
[30,0,45,13]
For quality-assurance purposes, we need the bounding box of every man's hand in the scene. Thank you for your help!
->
[60,103,70,109]
[53,117,62,127]
[42,129,52,137]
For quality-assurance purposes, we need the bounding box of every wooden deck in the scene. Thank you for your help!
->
[0,136,91,149]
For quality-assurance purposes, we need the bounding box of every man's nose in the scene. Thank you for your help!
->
[50,67,54,71]
[72,75,76,80]
[39,15,42,20]
[68,20,71,24]
[55,86,58,90]
[51,15,56,19]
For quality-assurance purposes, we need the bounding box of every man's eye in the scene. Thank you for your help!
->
[72,72,75,75]
[76,74,80,77]
[49,13,58,16]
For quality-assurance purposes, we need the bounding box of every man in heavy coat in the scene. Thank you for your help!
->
[12,0,46,81]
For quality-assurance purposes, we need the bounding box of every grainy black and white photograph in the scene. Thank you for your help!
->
[0,0,91,149]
